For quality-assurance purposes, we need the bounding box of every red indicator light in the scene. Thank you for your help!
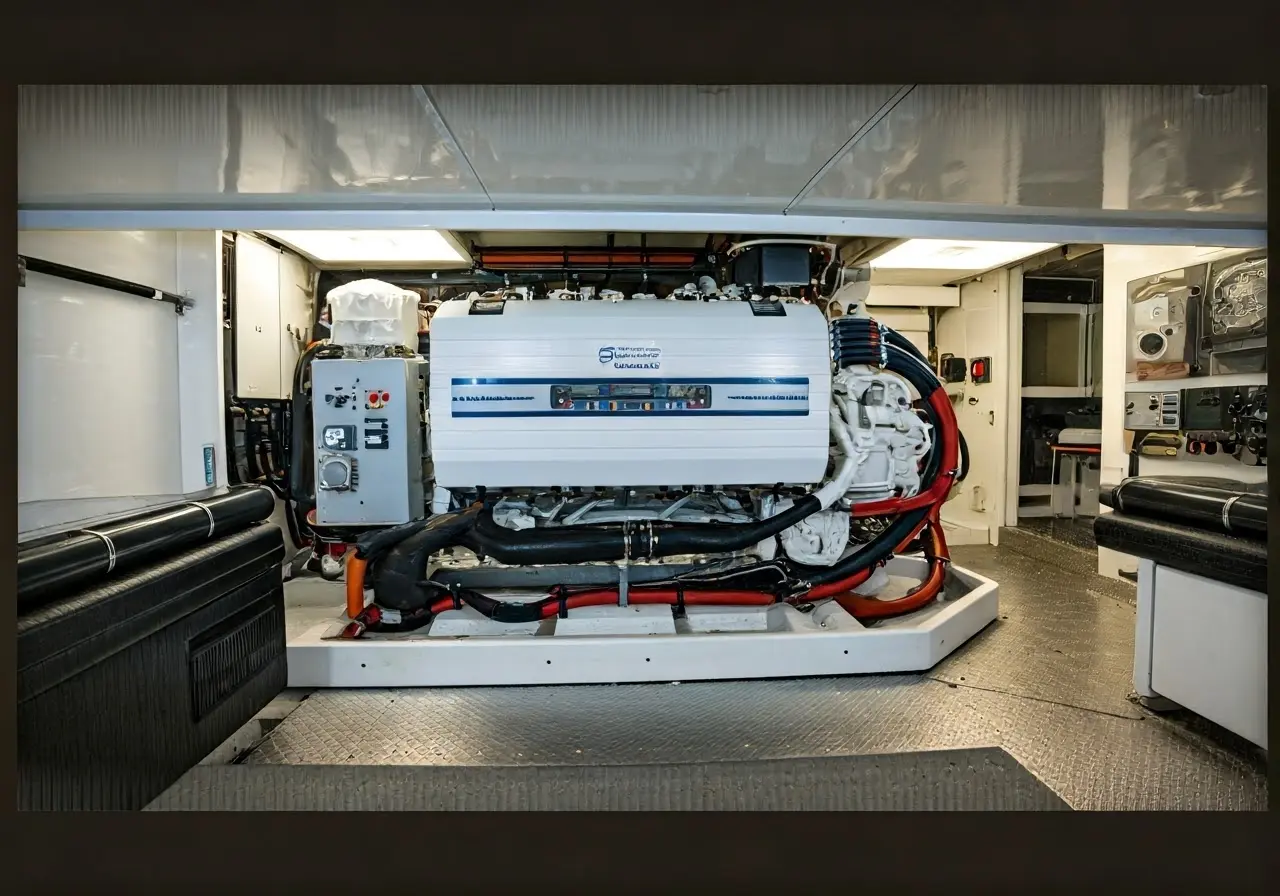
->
[381,392,391,402]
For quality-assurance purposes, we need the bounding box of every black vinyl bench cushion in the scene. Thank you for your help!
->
[1094,513,1267,594]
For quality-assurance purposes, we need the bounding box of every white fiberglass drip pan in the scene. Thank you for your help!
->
[284,556,998,689]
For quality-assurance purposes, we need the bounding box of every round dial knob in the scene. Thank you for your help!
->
[318,456,352,490]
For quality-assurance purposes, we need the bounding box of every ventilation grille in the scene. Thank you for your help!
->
[188,598,283,721]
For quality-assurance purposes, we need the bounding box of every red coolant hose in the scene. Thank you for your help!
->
[834,509,949,620]
[428,588,776,619]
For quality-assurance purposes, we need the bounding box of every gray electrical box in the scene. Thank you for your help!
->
[311,356,428,526]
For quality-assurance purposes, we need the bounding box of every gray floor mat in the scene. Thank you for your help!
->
[927,546,1143,718]
[150,747,1070,811]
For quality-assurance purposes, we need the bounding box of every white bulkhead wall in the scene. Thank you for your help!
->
[18,230,227,540]
[931,269,1013,545]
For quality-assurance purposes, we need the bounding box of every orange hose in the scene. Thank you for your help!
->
[805,567,874,600]
[345,554,367,620]
[834,513,949,620]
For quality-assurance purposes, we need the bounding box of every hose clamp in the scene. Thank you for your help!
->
[189,500,217,537]
[1113,480,1129,513]
[1221,495,1241,532]
[80,528,119,573]
[786,579,812,599]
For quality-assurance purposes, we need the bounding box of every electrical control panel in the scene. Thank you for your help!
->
[1124,389,1180,431]
[311,356,427,526]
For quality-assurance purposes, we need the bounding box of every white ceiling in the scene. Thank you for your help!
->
[16,84,1267,237]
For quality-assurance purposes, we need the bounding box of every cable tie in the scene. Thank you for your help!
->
[80,528,118,573]
[188,500,216,537]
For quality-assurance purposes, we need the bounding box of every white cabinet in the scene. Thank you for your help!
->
[234,233,313,400]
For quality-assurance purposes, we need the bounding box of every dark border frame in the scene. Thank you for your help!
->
[4,2,1275,890]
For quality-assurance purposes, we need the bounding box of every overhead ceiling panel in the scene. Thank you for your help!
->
[229,86,488,203]
[18,84,1266,244]
[426,85,902,212]
[795,85,1267,217]
[18,85,230,200]
[19,85,490,205]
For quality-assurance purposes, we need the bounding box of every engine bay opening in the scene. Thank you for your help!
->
[249,228,978,641]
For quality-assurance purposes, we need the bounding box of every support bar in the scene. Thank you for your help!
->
[18,255,195,314]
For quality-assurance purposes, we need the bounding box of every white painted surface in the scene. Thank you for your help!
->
[176,231,228,494]
[18,230,224,537]
[231,233,316,400]
[284,557,999,688]
[233,233,284,400]
[935,271,1012,544]
[277,248,315,397]
[857,284,960,307]
[1147,565,1267,749]
[1132,559,1158,699]
[1096,243,1264,578]
[1003,266,1024,526]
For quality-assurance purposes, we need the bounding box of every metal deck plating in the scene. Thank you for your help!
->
[285,557,998,689]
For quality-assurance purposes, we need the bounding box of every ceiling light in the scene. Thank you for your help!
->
[259,230,468,265]
[870,239,1059,273]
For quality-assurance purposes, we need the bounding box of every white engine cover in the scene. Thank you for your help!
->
[429,299,833,488]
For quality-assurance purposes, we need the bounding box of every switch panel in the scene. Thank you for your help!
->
[1124,389,1180,431]
[311,357,427,526]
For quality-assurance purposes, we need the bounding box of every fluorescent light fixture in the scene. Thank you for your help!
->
[259,230,468,265]
[870,239,1059,272]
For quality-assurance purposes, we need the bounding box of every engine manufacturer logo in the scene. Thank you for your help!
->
[598,345,662,370]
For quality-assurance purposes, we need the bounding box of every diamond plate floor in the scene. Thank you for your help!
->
[152,748,1070,811]
[250,543,1267,811]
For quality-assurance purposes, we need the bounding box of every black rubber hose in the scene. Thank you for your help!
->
[372,506,487,611]
[458,494,823,566]
[17,486,277,605]
[288,341,330,512]
[789,506,930,585]
[1103,478,1267,539]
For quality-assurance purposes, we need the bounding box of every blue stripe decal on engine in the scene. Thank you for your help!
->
[451,377,810,385]
[452,410,810,418]
[448,376,813,418]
